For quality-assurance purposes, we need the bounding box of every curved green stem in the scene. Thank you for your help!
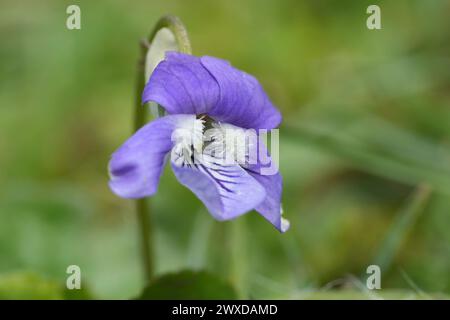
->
[148,15,192,54]
[229,219,248,299]
[134,16,191,284]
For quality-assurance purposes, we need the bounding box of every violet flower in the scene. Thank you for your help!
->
[108,52,289,232]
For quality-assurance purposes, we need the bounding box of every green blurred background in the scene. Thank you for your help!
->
[0,0,449,299]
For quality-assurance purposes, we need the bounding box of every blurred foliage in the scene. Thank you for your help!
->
[0,272,92,299]
[0,272,61,300]
[295,290,448,300]
[0,0,449,299]
[138,270,237,300]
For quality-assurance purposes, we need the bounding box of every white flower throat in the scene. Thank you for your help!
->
[171,115,255,168]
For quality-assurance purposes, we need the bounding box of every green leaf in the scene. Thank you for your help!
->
[63,286,93,300]
[137,270,237,300]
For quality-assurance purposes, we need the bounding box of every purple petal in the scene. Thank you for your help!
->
[200,56,282,129]
[109,114,196,198]
[249,171,288,233]
[171,155,266,221]
[143,52,282,130]
[245,138,288,232]
[142,52,220,115]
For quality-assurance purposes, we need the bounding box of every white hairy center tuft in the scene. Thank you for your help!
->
[170,117,255,168]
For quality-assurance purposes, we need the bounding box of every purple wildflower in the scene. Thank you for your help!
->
[108,52,289,232]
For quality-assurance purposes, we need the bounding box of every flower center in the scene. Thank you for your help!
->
[171,116,255,168]
[171,116,205,167]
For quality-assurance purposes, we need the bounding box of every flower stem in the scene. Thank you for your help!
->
[134,42,153,282]
[134,15,191,284]
[148,15,192,55]
[229,219,248,299]
[135,199,153,283]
